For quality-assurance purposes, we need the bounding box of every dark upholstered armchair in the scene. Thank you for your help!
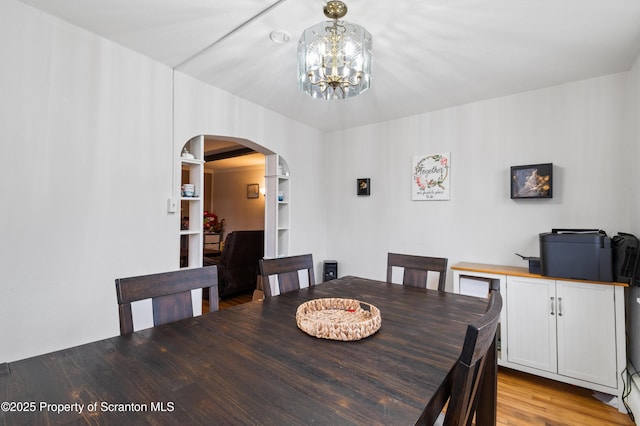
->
[205,230,264,298]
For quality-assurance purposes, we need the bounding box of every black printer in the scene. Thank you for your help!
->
[539,229,613,282]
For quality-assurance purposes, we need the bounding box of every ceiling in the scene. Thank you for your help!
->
[17,0,640,133]
[203,138,265,171]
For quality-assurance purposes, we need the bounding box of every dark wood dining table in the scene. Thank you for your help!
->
[0,276,493,425]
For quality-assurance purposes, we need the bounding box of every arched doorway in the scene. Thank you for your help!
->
[178,135,288,270]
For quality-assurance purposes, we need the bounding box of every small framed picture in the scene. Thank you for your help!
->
[247,183,259,199]
[357,178,370,196]
[511,163,553,199]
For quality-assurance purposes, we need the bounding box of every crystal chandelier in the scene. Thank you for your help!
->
[297,1,372,100]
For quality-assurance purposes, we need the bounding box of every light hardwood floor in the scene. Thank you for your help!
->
[217,292,253,309]
[497,368,632,425]
[211,293,635,425]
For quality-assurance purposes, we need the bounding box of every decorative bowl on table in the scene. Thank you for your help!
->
[295,298,381,341]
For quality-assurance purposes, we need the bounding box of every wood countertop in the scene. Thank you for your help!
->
[451,261,628,287]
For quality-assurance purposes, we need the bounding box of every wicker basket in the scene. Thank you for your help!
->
[296,298,381,341]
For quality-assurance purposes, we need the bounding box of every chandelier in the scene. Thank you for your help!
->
[297,1,372,100]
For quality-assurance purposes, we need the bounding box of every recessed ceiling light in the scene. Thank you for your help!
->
[269,30,291,44]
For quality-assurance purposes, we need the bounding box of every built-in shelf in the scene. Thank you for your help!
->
[265,155,290,259]
[180,158,204,166]
[179,136,204,269]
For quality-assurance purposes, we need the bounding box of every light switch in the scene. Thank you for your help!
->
[167,198,177,213]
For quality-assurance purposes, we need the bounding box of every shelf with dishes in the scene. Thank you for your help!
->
[179,136,204,269]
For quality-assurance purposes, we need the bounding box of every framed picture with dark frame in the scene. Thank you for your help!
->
[510,163,553,199]
[357,178,370,196]
[247,183,259,199]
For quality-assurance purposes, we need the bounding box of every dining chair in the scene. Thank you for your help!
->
[386,253,448,291]
[259,254,315,297]
[115,266,219,335]
[416,291,503,426]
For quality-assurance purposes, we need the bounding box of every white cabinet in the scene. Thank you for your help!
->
[506,277,557,372]
[179,136,204,269]
[264,154,290,258]
[506,277,617,388]
[556,280,617,387]
[451,262,627,412]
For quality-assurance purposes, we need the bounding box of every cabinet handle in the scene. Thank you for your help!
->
[550,297,555,315]
[558,297,563,317]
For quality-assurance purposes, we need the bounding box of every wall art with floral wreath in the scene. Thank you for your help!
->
[412,153,450,201]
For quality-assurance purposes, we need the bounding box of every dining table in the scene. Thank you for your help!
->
[0,276,494,425]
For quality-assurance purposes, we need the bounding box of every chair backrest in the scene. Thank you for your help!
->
[416,291,503,426]
[259,254,315,298]
[386,253,448,291]
[115,266,219,335]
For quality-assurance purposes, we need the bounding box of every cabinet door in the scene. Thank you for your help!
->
[556,280,617,388]
[506,276,557,372]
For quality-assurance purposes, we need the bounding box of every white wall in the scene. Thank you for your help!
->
[0,0,327,362]
[324,72,633,285]
[0,0,176,362]
[210,165,266,235]
[629,53,640,236]
[624,49,640,419]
